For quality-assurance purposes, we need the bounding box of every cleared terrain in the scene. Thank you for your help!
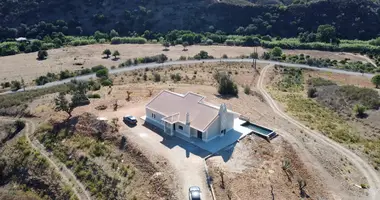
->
[0,44,372,84]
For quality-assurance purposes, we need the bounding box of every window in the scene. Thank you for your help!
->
[151,113,156,118]
[179,125,183,130]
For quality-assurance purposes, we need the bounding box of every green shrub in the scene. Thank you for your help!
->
[111,37,147,44]
[37,50,48,60]
[307,77,336,87]
[0,42,20,56]
[339,85,380,109]
[215,72,238,96]
[244,85,251,95]
[96,69,109,78]
[100,79,113,86]
[194,51,213,60]
[353,104,367,117]
[91,65,107,72]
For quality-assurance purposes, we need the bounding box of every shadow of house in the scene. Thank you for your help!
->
[143,122,211,158]
[143,122,239,161]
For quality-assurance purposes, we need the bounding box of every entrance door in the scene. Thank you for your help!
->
[197,131,202,139]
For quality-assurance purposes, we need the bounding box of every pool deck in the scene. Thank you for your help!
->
[170,118,252,153]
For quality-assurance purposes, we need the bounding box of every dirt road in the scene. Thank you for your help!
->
[257,65,380,200]
[1,118,92,200]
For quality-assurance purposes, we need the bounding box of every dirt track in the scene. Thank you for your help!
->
[0,117,92,200]
[258,65,380,200]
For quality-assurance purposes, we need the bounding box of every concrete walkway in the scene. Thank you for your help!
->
[175,118,252,154]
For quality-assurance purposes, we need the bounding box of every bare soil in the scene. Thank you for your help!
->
[0,43,372,84]
[207,136,332,200]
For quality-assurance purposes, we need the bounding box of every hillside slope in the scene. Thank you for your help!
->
[0,0,379,40]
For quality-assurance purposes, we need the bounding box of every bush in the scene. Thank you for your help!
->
[307,77,336,87]
[37,50,48,60]
[244,85,251,95]
[100,79,113,86]
[0,42,20,56]
[87,93,101,98]
[11,80,22,91]
[371,74,380,88]
[307,87,317,98]
[111,37,147,44]
[194,51,213,60]
[222,54,228,59]
[69,39,97,46]
[250,52,258,59]
[179,56,187,60]
[215,72,238,96]
[91,65,107,72]
[153,73,161,82]
[353,104,367,117]
[89,81,101,91]
[96,69,109,78]
[170,73,182,82]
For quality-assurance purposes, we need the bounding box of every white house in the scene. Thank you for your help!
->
[145,90,240,142]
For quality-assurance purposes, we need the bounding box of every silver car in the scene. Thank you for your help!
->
[189,186,201,200]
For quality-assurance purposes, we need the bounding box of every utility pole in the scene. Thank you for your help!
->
[252,46,257,70]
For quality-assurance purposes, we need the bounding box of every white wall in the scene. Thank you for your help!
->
[174,122,190,137]
[206,117,221,141]
[145,108,166,129]
[205,112,236,141]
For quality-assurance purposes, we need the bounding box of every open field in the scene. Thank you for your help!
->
[0,44,373,84]
[0,61,378,199]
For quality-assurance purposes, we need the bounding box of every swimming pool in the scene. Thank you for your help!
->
[242,122,277,139]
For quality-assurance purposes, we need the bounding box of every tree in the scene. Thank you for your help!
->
[112,50,120,59]
[55,92,74,118]
[215,72,238,96]
[182,41,189,51]
[162,41,170,51]
[271,47,282,57]
[371,74,380,88]
[317,24,336,43]
[102,49,111,58]
[109,29,119,38]
[37,50,48,60]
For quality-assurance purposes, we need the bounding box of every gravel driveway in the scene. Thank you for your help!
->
[122,120,213,200]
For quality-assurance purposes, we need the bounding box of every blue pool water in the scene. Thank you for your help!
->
[242,122,273,136]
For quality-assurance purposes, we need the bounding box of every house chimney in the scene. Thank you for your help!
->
[186,112,190,125]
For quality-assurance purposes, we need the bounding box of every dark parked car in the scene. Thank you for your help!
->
[189,186,201,200]
[123,115,137,125]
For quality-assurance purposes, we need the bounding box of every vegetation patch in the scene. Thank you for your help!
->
[276,67,304,92]
[0,136,77,200]
[307,77,337,87]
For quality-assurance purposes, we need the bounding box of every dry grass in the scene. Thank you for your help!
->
[0,43,371,84]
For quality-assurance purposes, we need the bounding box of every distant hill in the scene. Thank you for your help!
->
[0,0,380,40]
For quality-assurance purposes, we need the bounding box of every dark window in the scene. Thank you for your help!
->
[179,125,183,130]
[152,113,156,118]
